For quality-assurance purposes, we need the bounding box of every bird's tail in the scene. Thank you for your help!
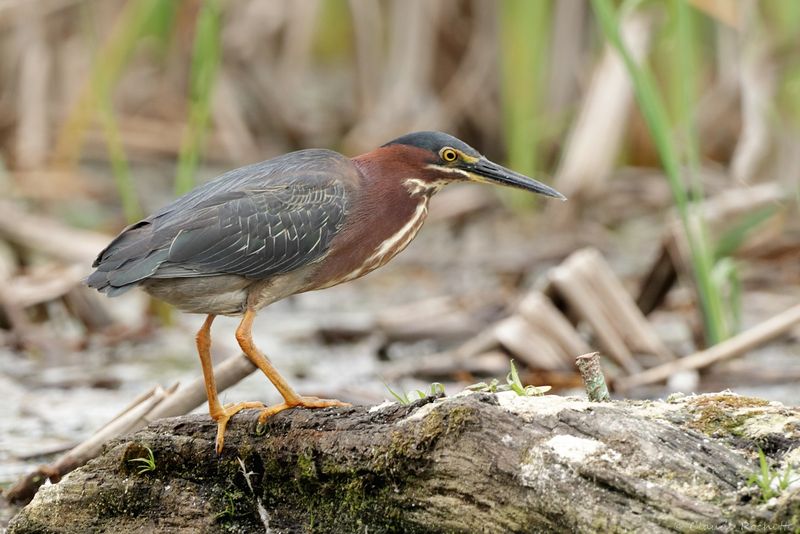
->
[87,221,167,296]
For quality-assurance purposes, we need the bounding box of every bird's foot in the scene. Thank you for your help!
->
[255,396,350,431]
[211,401,265,454]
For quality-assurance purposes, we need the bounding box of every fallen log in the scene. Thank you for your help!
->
[7,391,800,533]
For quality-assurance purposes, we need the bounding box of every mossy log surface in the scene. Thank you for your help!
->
[8,391,800,533]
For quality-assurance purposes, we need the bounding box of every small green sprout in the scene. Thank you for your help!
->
[128,446,156,474]
[385,383,412,404]
[214,491,238,520]
[747,448,799,503]
[467,360,551,397]
[385,382,446,405]
[466,378,502,393]
[422,382,446,398]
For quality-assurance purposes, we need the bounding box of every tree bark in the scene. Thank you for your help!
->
[8,391,800,533]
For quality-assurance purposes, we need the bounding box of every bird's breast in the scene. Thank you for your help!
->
[338,196,429,283]
[308,191,431,290]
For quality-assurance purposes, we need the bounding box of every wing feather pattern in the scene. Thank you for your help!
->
[87,149,354,296]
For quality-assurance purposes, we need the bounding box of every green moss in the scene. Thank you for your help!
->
[438,404,481,435]
[91,480,161,519]
[212,486,247,520]
[296,449,318,479]
[690,393,770,410]
[378,403,480,471]
[256,454,413,532]
[86,401,485,532]
[685,394,769,437]
[247,403,483,532]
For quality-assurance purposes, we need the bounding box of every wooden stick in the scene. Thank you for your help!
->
[95,385,157,431]
[6,385,174,504]
[494,316,568,371]
[0,201,111,264]
[518,292,592,363]
[1,264,87,308]
[550,265,642,374]
[47,384,180,477]
[549,10,653,210]
[615,303,800,391]
[580,249,674,361]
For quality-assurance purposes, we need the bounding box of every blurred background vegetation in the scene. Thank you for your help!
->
[2,0,795,203]
[2,0,798,338]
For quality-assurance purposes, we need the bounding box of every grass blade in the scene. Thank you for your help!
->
[592,0,728,344]
[499,0,551,208]
[97,100,141,223]
[174,0,222,195]
[55,0,168,168]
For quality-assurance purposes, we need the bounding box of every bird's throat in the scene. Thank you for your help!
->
[403,177,448,197]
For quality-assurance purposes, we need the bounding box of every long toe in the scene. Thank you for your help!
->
[293,396,351,409]
[257,396,350,424]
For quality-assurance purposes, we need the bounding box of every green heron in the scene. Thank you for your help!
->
[88,131,564,453]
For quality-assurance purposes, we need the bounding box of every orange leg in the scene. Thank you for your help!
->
[196,314,264,453]
[235,307,350,426]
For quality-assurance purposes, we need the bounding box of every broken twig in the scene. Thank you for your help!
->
[576,352,610,402]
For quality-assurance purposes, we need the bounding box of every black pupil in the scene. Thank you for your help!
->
[445,151,455,160]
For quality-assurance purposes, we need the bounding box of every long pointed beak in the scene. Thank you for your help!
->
[470,158,566,200]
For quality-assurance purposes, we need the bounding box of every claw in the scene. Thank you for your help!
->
[211,401,265,454]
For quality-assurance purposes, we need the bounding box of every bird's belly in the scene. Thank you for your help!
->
[143,275,252,316]
[143,264,321,316]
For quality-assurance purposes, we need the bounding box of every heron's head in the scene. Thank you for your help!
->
[379,131,565,199]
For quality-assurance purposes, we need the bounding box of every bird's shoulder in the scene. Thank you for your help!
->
[154,149,358,221]
[148,150,356,279]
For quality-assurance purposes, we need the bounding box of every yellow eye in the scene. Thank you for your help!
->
[441,148,458,162]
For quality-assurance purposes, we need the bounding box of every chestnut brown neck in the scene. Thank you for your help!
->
[353,145,448,195]
[307,145,441,289]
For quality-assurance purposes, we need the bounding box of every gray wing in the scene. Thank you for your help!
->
[87,149,354,296]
